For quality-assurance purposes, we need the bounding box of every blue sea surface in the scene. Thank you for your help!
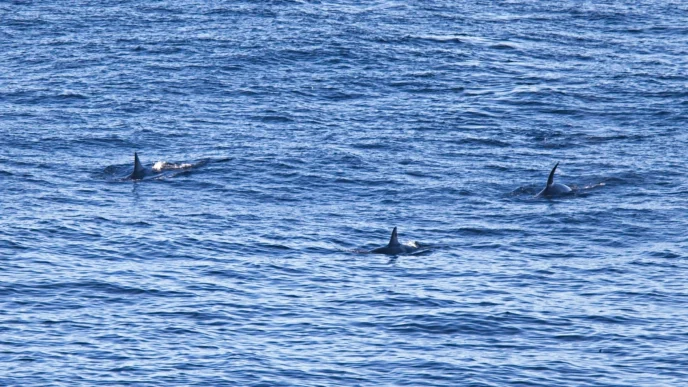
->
[1,1,687,385]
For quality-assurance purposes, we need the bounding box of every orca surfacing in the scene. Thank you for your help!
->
[370,227,421,255]
[129,152,146,180]
[536,162,572,197]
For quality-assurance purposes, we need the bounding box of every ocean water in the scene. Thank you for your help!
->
[1,1,687,385]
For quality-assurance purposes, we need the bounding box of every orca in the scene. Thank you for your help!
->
[370,227,421,255]
[536,162,572,197]
[121,152,199,181]
[129,152,146,180]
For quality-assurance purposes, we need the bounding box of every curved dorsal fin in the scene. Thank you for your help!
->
[388,227,399,246]
[547,162,559,187]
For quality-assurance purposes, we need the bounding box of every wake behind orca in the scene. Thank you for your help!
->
[370,227,423,255]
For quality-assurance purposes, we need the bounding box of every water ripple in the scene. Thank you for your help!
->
[1,1,687,386]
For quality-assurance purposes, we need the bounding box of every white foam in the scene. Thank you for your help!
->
[152,161,194,172]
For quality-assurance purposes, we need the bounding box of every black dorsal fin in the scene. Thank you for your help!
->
[131,152,145,179]
[388,227,399,246]
[547,162,560,187]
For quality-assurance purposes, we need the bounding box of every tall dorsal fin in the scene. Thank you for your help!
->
[132,152,145,179]
[388,227,399,246]
[546,162,559,187]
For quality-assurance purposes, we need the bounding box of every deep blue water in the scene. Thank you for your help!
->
[2,1,688,385]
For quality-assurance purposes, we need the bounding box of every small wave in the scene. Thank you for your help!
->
[414,34,474,44]
[57,90,88,99]
[584,133,649,143]
[489,43,519,50]
[646,251,682,259]
[256,114,294,123]
[509,186,539,197]
[580,182,606,190]
[450,137,510,147]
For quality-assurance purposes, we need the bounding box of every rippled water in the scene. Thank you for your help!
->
[2,1,687,385]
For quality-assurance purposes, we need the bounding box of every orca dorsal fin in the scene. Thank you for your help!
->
[388,227,399,246]
[132,152,145,179]
[546,162,560,187]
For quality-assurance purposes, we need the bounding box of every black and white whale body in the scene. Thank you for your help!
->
[536,162,572,197]
[370,227,421,255]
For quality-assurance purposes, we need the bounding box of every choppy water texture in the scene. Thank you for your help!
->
[2,1,688,386]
